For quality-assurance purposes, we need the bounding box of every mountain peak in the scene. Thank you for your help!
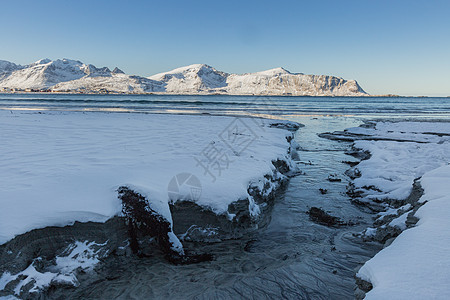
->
[112,67,125,74]
[30,59,86,69]
[148,63,228,91]
[184,63,210,69]
[156,63,216,75]
[32,58,52,66]
[0,60,21,73]
[251,67,293,76]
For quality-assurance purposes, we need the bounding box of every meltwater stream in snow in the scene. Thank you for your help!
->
[47,116,380,299]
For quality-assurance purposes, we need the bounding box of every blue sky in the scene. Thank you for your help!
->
[1,0,449,96]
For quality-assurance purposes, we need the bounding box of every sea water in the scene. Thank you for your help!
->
[1,94,449,119]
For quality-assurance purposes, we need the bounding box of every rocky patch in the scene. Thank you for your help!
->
[307,207,346,227]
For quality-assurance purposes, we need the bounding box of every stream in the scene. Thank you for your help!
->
[51,116,381,300]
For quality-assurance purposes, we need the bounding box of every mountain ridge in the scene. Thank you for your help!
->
[0,59,368,96]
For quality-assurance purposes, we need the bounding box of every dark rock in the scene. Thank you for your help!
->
[327,174,342,182]
[119,186,213,265]
[307,207,345,227]
[368,226,402,244]
[405,212,420,228]
[345,167,361,180]
[319,188,328,194]
[355,276,373,295]
[342,160,359,167]
[0,218,127,276]
[345,148,371,160]
[272,159,291,175]
[243,239,257,252]
[170,200,246,241]
[118,186,179,259]
[269,122,302,131]
[0,217,129,298]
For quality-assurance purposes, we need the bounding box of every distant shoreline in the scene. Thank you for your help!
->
[0,91,435,98]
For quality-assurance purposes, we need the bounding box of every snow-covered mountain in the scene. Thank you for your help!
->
[0,58,163,93]
[149,64,228,93]
[1,59,91,89]
[225,67,366,96]
[0,59,368,96]
[149,64,366,96]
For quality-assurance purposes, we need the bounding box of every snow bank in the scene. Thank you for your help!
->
[344,121,450,299]
[349,122,450,204]
[353,140,450,202]
[347,121,450,143]
[358,164,450,299]
[0,110,295,245]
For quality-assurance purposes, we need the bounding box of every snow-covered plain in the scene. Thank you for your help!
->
[0,110,295,245]
[345,121,450,299]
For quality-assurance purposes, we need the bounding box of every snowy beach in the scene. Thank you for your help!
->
[0,109,299,296]
[2,0,450,298]
[0,110,298,244]
[0,94,449,299]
